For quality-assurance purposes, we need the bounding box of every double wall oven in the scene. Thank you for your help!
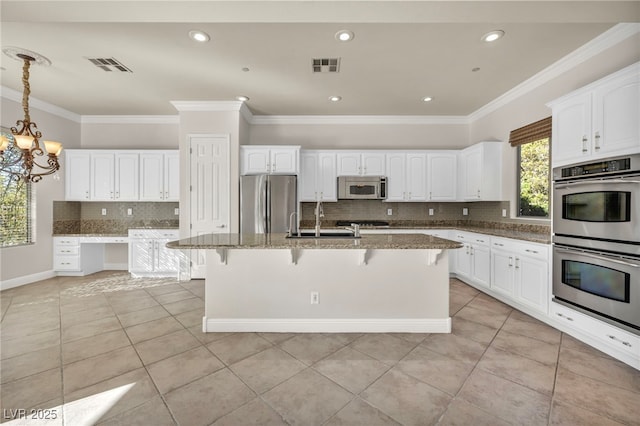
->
[552,154,640,335]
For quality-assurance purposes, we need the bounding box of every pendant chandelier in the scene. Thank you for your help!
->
[0,50,63,183]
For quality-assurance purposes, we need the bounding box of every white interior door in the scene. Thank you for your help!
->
[190,135,230,278]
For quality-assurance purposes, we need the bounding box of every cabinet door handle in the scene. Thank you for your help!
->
[509,256,513,267]
[476,239,485,243]
[594,132,601,150]
[525,249,539,254]
[515,257,520,269]
[216,224,226,228]
[272,162,276,172]
[429,191,432,200]
[494,243,504,247]
[607,334,632,347]
[582,136,588,153]
[477,189,480,198]
[556,312,574,321]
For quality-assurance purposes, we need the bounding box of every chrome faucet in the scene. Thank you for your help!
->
[346,223,361,238]
[314,201,324,237]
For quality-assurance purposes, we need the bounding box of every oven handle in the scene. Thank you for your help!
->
[554,179,640,189]
[555,248,640,268]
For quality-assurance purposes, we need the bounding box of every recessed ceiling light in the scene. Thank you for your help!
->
[422,96,433,102]
[472,67,481,72]
[236,96,249,102]
[329,96,342,102]
[335,30,354,42]
[242,67,250,72]
[481,30,504,43]
[189,30,210,42]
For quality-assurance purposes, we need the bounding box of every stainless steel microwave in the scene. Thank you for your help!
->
[338,176,387,200]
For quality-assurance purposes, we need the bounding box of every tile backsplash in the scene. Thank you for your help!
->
[301,200,550,230]
[53,201,179,234]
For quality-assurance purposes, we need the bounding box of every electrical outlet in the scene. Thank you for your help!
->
[310,291,319,304]
[428,208,434,216]
[174,208,180,216]
[502,208,507,217]
[127,208,133,216]
[462,208,469,216]
[101,208,107,216]
[387,208,393,216]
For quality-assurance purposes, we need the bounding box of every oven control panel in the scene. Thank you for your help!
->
[554,154,640,180]
[560,158,630,178]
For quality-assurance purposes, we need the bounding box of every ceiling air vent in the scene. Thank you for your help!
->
[87,57,132,72]
[312,58,340,73]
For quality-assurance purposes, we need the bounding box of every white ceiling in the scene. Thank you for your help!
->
[0,1,637,117]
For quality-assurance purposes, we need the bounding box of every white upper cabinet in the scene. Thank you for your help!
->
[241,146,300,175]
[457,142,502,201]
[427,152,457,201]
[385,152,427,201]
[140,151,179,201]
[299,151,337,201]
[65,149,177,202]
[90,152,139,201]
[336,152,385,176]
[549,62,640,167]
[65,150,91,201]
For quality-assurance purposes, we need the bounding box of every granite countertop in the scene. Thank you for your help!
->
[303,221,551,245]
[390,226,551,244]
[166,233,462,250]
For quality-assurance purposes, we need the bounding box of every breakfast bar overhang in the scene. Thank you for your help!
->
[168,233,462,334]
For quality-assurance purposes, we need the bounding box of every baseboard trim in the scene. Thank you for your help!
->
[0,270,56,291]
[203,317,451,333]
[103,263,128,270]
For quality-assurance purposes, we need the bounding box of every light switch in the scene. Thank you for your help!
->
[127,208,133,216]
[462,208,469,216]
[502,208,507,217]
[174,208,180,216]
[387,208,393,216]
[428,208,434,216]
[101,208,107,216]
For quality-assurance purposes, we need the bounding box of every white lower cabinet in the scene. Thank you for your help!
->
[551,301,639,368]
[53,237,108,276]
[490,237,549,315]
[128,229,179,277]
[451,231,491,289]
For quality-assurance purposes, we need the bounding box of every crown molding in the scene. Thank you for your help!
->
[170,100,246,112]
[81,115,179,124]
[1,86,81,123]
[467,23,640,123]
[250,115,470,125]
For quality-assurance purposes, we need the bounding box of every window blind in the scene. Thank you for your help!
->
[509,116,552,147]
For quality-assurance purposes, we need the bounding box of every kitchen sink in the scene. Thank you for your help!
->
[286,231,360,239]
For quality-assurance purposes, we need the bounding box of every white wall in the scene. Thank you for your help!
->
[250,122,469,150]
[1,97,81,285]
[80,122,179,149]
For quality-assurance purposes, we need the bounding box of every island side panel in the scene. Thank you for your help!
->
[204,248,450,333]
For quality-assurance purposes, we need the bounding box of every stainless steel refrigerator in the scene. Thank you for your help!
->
[240,174,297,234]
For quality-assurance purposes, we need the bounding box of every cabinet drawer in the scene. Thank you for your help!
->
[54,237,79,246]
[54,256,80,271]
[551,302,639,358]
[55,246,79,255]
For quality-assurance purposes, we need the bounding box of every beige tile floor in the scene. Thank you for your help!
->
[1,271,639,425]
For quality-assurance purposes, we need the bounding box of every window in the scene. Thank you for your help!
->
[1,131,33,247]
[509,117,551,218]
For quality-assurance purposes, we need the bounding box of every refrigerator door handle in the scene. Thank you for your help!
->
[264,177,271,234]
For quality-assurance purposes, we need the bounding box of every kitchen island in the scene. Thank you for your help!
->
[167,233,461,333]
